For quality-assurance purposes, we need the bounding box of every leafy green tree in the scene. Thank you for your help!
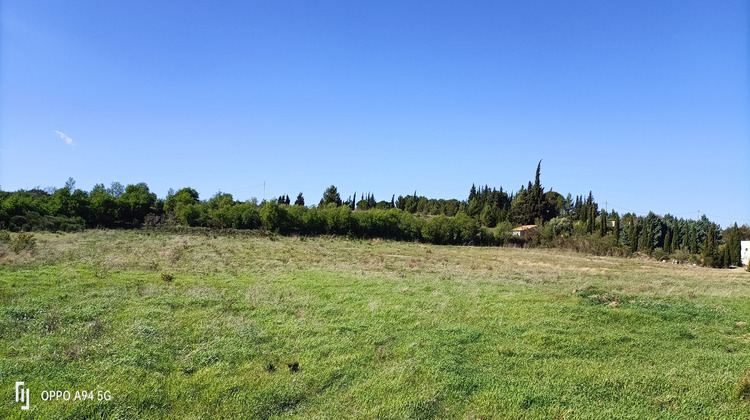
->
[260,201,282,232]
[108,182,125,198]
[118,183,156,224]
[207,192,236,228]
[89,184,118,227]
[165,187,199,212]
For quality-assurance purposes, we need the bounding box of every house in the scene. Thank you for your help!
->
[511,225,537,237]
[742,241,750,266]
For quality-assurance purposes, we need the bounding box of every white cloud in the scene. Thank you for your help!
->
[53,130,75,146]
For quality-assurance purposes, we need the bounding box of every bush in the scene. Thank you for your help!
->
[651,247,668,262]
[671,248,690,263]
[554,233,627,257]
[0,230,9,243]
[422,215,452,245]
[10,232,36,253]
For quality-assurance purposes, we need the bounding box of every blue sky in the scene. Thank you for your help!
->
[1,1,748,225]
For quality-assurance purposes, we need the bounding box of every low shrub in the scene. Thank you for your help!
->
[651,248,668,262]
[10,232,36,253]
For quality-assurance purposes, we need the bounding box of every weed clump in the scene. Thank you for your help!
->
[736,368,750,401]
[161,272,174,282]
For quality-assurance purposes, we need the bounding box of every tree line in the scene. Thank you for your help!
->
[1,164,747,268]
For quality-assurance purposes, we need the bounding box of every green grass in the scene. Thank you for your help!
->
[1,230,750,418]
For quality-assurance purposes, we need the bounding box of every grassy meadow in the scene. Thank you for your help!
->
[1,229,750,418]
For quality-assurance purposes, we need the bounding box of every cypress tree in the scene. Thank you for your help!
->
[671,221,679,254]
[600,210,607,237]
[682,221,690,249]
[723,245,730,268]
[639,219,649,252]
[612,212,620,243]
[664,231,672,254]
[629,220,638,252]
[702,223,718,267]
[730,222,741,266]
[690,225,697,254]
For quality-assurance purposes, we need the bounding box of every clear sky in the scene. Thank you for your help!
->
[1,1,748,225]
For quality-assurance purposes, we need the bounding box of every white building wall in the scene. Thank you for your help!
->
[742,241,750,266]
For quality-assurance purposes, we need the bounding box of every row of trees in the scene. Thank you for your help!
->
[2,167,747,267]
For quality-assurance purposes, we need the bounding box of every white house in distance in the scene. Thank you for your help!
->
[511,225,538,237]
[742,241,750,266]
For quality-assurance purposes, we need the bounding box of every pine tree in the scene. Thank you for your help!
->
[320,185,342,207]
[294,193,305,206]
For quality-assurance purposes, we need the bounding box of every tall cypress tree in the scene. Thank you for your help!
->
[600,210,607,237]
[612,212,620,243]
[730,222,741,266]
[629,220,638,252]
[639,218,649,253]
[681,221,690,250]
[723,245,730,268]
[670,221,679,254]
[702,223,718,267]
[690,225,697,254]
[664,231,672,254]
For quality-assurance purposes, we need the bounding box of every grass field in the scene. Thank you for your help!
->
[2,229,750,418]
